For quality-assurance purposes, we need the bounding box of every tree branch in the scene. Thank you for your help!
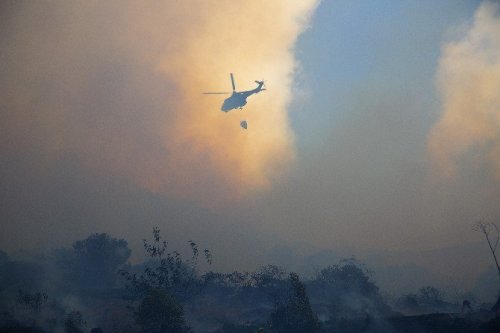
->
[475,221,500,276]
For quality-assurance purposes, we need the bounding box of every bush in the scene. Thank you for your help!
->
[270,273,320,333]
[135,289,190,333]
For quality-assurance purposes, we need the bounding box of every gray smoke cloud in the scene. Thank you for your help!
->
[0,0,320,269]
[1,0,498,296]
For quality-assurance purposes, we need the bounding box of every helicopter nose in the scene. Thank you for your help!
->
[221,100,231,112]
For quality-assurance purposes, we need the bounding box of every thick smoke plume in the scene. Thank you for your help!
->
[0,1,318,202]
[428,1,500,183]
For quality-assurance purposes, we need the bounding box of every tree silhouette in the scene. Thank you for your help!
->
[418,286,445,308]
[135,288,190,333]
[120,227,210,301]
[120,227,211,332]
[474,221,500,312]
[475,221,500,276]
[65,310,86,333]
[309,258,390,319]
[270,273,320,333]
[55,233,131,293]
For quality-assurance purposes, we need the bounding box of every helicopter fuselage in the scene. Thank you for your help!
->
[221,83,264,112]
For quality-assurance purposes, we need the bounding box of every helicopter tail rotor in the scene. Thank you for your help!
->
[255,79,266,90]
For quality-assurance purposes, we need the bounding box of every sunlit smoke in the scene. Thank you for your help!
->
[428,1,500,182]
[0,1,318,203]
[157,1,319,199]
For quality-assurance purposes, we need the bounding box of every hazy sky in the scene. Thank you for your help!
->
[1,0,499,294]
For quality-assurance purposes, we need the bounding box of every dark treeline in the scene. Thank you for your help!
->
[0,229,499,333]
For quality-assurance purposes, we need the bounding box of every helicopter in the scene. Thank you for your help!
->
[203,73,265,112]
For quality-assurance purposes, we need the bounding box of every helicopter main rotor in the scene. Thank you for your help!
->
[203,72,237,95]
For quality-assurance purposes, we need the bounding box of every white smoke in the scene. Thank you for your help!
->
[428,1,500,183]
